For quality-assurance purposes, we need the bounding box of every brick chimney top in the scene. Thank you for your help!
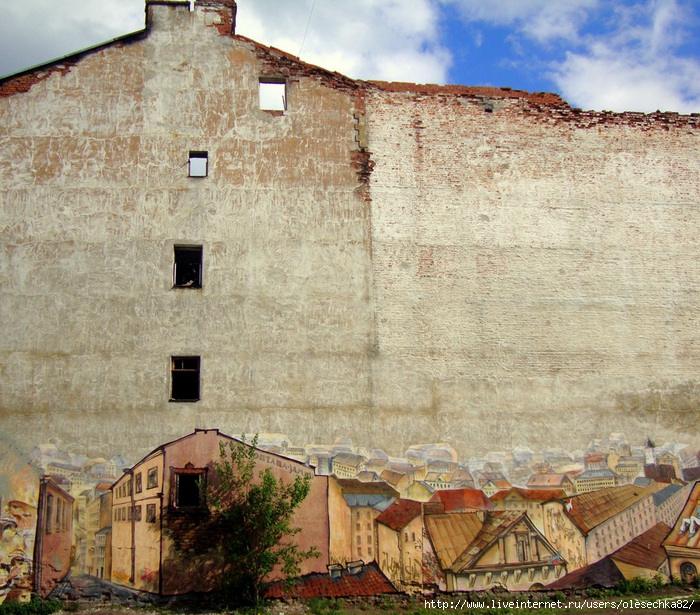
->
[145,1,237,35]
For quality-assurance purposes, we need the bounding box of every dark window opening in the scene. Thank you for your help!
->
[188,151,208,177]
[176,474,201,507]
[173,245,202,289]
[146,504,156,523]
[171,356,200,401]
[135,472,142,493]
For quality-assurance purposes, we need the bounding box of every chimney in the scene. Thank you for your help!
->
[193,0,237,35]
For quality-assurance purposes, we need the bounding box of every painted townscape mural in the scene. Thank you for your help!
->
[2,427,700,602]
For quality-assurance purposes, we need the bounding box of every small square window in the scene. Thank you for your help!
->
[171,356,200,402]
[259,78,286,111]
[188,151,208,177]
[173,245,202,289]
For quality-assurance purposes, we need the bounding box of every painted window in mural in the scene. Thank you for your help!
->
[146,503,156,523]
[170,356,201,402]
[135,472,142,493]
[45,495,53,533]
[147,467,158,489]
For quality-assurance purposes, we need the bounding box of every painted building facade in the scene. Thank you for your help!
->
[110,429,329,595]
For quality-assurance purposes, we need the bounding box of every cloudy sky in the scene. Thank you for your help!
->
[1,0,699,113]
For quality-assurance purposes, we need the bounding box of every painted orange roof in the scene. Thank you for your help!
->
[490,487,566,502]
[564,485,653,534]
[376,499,422,532]
[264,562,396,599]
[429,488,493,512]
[424,513,484,569]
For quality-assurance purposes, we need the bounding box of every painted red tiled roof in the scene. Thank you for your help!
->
[263,562,396,599]
[429,488,493,512]
[490,487,566,502]
[376,499,422,532]
[611,523,671,570]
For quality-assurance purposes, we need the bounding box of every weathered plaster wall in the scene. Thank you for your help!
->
[1,1,700,463]
[0,3,373,458]
[366,85,700,456]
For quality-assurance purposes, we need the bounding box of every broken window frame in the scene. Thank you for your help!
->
[188,151,208,177]
[173,245,203,289]
[170,355,201,402]
[259,77,287,112]
[171,463,207,509]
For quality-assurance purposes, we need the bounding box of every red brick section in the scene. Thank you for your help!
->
[0,63,76,98]
[263,562,397,599]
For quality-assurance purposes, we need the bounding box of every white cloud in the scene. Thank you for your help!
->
[440,0,599,43]
[0,0,143,77]
[235,0,452,83]
[550,0,700,112]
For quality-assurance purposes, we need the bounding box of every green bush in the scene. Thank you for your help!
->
[0,598,62,615]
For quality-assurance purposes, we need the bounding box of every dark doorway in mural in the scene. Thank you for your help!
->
[681,562,697,584]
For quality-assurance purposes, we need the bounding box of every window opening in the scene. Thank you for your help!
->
[172,463,207,508]
[259,78,286,111]
[146,504,156,523]
[188,151,208,177]
[171,356,201,401]
[173,245,202,289]
[147,467,158,489]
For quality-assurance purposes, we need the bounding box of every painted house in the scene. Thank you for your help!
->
[543,485,657,572]
[328,477,398,565]
[110,428,330,595]
[425,511,566,592]
[33,477,74,598]
[375,499,426,592]
[527,473,575,496]
[663,481,700,583]
[547,523,671,589]
[489,488,567,534]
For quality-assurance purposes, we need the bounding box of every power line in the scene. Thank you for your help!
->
[298,0,316,57]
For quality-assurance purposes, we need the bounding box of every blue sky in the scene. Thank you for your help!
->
[1,0,699,113]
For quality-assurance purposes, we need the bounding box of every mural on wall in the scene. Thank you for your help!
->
[0,432,41,604]
[0,427,697,601]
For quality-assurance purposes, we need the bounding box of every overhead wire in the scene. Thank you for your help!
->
[298,0,316,57]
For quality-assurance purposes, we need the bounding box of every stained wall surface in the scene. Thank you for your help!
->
[0,1,699,462]
[0,2,373,459]
[366,85,700,455]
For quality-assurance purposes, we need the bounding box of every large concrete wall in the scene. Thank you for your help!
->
[1,1,699,461]
[0,2,374,458]
[367,84,700,455]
